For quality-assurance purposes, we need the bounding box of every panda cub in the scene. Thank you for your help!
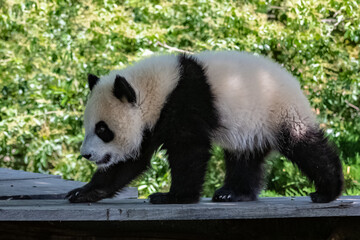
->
[66,51,343,204]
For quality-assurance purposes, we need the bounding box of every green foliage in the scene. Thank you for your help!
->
[266,155,316,196]
[203,146,225,196]
[1,0,359,198]
[134,148,171,197]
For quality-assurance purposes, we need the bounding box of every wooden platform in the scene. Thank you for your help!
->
[1,197,360,239]
[0,168,137,200]
[0,196,359,221]
[1,168,359,239]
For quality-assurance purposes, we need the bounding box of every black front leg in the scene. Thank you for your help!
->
[67,129,155,203]
[149,139,211,204]
[66,157,150,203]
[147,54,219,203]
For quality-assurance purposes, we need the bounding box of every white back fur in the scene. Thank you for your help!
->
[196,51,316,151]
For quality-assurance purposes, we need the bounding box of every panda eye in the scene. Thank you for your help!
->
[95,121,114,143]
[97,126,106,134]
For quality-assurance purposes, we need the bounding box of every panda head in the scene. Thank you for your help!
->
[80,73,143,169]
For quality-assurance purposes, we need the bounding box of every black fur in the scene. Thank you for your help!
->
[66,158,149,202]
[149,54,219,204]
[66,130,155,203]
[88,74,99,91]
[213,148,270,202]
[277,126,343,203]
[113,75,137,104]
[212,125,343,203]
[95,121,114,143]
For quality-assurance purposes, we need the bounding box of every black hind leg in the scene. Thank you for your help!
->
[278,127,344,203]
[212,149,269,202]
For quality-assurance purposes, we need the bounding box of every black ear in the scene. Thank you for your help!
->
[113,75,136,104]
[88,74,100,91]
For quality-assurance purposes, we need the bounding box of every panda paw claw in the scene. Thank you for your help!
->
[212,189,235,202]
[66,187,105,203]
[212,188,257,202]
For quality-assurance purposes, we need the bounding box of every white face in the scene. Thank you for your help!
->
[80,76,143,169]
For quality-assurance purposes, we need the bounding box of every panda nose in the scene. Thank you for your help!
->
[82,154,92,160]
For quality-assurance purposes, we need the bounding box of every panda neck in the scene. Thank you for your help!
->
[139,54,219,140]
[133,56,180,130]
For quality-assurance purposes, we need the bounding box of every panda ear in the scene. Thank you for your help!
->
[113,75,136,104]
[88,74,100,91]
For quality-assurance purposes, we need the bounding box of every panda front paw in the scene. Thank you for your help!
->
[149,192,199,204]
[66,187,107,203]
[212,187,257,202]
[310,192,337,203]
[149,192,171,204]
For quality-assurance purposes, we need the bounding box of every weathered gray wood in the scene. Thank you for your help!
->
[0,178,85,200]
[0,168,61,181]
[0,196,359,221]
[0,168,138,200]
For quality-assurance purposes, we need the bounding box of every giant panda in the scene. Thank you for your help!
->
[66,51,344,204]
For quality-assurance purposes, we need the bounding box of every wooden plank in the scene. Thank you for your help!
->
[0,168,61,181]
[0,196,359,221]
[0,178,85,200]
[1,217,360,240]
[0,178,137,200]
[0,168,138,200]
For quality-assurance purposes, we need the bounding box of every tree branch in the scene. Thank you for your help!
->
[345,100,360,112]
[155,42,193,54]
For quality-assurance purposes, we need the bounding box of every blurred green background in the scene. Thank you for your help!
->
[1,0,359,198]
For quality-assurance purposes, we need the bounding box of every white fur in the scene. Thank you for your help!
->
[81,51,316,167]
[81,55,179,168]
[196,51,316,151]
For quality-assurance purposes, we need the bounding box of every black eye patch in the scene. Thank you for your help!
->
[95,121,114,143]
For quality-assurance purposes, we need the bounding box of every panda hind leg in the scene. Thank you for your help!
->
[212,149,268,202]
[278,126,344,203]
